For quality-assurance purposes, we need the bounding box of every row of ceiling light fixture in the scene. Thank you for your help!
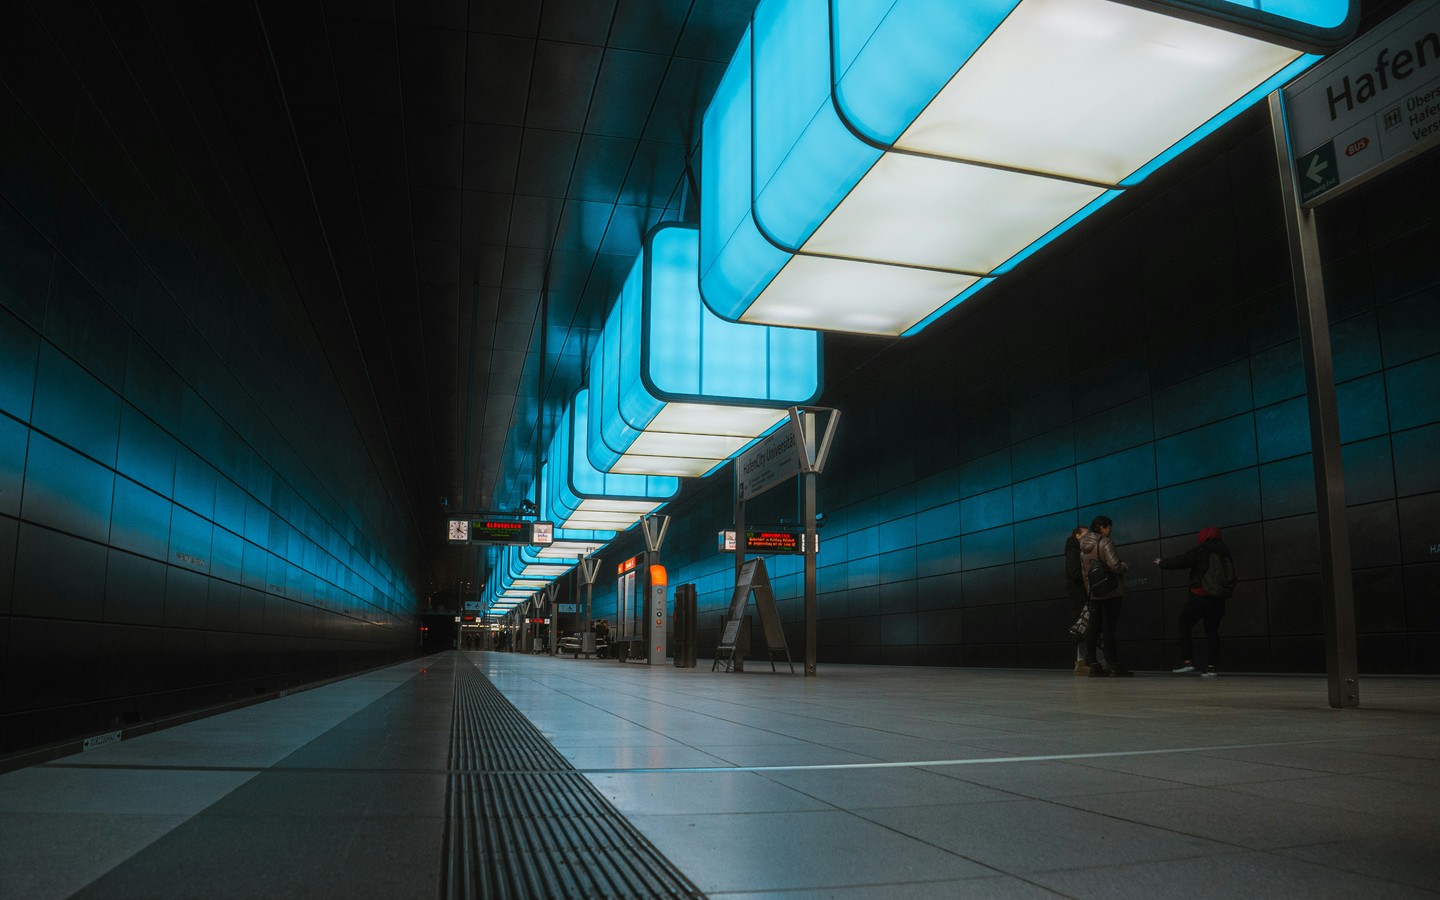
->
[484,0,1356,616]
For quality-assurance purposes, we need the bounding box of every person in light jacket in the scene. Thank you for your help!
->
[1081,515,1130,678]
[1064,525,1091,675]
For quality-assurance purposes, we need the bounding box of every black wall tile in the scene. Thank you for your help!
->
[962,603,1015,644]
[1392,424,1440,497]
[1012,470,1075,522]
[878,579,916,616]
[917,607,963,645]
[0,306,39,421]
[1155,415,1257,486]
[1152,360,1252,438]
[0,196,56,330]
[1264,515,1320,578]
[1010,426,1073,482]
[1357,633,1409,674]
[1077,445,1155,506]
[44,260,129,391]
[1386,353,1440,432]
[915,572,961,609]
[1254,397,1308,464]
[1338,373,1390,443]
[960,486,1011,534]
[0,417,27,519]
[880,613,917,646]
[1159,469,1260,539]
[109,477,171,561]
[1353,567,1405,634]
[164,566,209,630]
[961,565,1013,607]
[1014,556,1064,604]
[103,548,165,627]
[115,406,176,495]
[1267,575,1322,635]
[1073,353,1150,420]
[0,516,15,615]
[1378,285,1440,368]
[914,501,959,542]
[32,345,121,467]
[1013,512,1080,565]
[20,434,114,544]
[1250,340,1304,408]
[877,548,915,585]
[1073,395,1154,464]
[2,617,102,712]
[1397,494,1440,565]
[1341,435,1395,505]
[959,453,1010,502]
[1348,501,1400,569]
[1269,636,1326,672]
[1261,455,1316,519]
[961,526,1012,570]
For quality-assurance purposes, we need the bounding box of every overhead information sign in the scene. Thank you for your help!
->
[446,519,554,545]
[718,528,816,555]
[1284,0,1440,206]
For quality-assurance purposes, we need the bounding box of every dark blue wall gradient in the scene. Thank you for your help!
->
[0,48,422,754]
[586,108,1440,675]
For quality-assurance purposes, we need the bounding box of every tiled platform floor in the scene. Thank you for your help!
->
[3,651,1438,898]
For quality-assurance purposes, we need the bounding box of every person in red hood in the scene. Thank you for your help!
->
[1154,526,1234,677]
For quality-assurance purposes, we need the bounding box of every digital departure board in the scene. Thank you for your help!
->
[447,519,554,545]
[718,527,813,555]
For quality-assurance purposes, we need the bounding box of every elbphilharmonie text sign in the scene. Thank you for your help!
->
[1284,0,1440,206]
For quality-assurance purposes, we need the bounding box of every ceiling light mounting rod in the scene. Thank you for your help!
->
[530,262,550,515]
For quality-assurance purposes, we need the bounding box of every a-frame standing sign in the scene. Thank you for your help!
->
[713,557,793,673]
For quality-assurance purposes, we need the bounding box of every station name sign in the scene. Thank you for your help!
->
[718,527,816,555]
[1284,0,1440,205]
[447,519,554,546]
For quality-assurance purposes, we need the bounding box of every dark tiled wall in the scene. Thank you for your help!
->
[1,22,420,755]
[588,113,1440,675]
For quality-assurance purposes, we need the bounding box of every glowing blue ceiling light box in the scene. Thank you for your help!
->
[508,549,574,582]
[537,527,613,560]
[588,223,821,477]
[544,396,680,531]
[700,0,1356,337]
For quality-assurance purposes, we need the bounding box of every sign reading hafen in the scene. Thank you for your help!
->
[1284,0,1440,206]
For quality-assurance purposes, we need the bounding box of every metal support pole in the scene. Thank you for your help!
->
[803,470,817,677]
[547,584,558,656]
[1269,91,1359,709]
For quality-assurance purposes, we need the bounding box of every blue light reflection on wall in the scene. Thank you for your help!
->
[2,315,417,640]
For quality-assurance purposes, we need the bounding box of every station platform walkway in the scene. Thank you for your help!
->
[2,651,1439,899]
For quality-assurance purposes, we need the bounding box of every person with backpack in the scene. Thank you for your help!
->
[1080,515,1130,677]
[1154,525,1235,677]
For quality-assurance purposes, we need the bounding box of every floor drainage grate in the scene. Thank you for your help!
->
[444,663,704,899]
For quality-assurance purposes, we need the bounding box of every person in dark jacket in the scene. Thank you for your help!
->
[1081,515,1130,677]
[1064,525,1091,675]
[1154,526,1232,677]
